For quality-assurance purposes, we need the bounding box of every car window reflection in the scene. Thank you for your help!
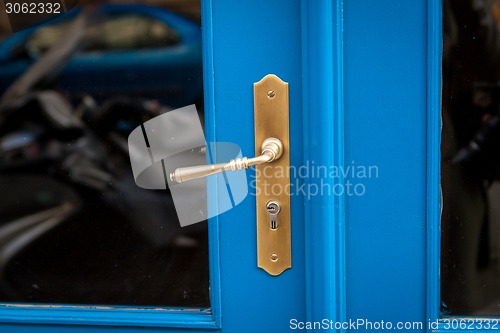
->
[27,14,180,55]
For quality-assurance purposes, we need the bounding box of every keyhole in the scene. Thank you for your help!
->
[266,201,281,230]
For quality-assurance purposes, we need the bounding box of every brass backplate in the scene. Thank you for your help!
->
[254,74,291,276]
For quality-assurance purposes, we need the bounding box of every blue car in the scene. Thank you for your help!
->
[0,4,203,108]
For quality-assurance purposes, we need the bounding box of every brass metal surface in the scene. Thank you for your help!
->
[169,137,283,183]
[254,74,291,276]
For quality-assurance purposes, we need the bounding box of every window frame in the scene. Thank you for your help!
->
[426,0,443,328]
[425,0,500,331]
[0,0,222,329]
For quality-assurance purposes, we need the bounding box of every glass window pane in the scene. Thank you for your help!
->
[0,0,208,308]
[442,0,500,315]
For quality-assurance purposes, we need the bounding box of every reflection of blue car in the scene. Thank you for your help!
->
[0,4,203,108]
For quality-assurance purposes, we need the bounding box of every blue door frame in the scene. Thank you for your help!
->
[343,0,435,329]
[0,0,452,332]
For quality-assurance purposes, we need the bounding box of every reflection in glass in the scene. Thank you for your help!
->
[442,0,500,315]
[27,14,180,54]
[0,1,208,307]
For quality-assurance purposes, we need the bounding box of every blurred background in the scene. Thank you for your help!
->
[0,0,209,308]
[0,0,200,40]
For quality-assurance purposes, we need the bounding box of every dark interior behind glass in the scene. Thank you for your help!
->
[0,0,208,307]
[442,0,500,315]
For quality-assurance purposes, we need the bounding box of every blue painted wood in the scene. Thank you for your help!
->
[211,0,305,332]
[0,324,214,333]
[300,0,346,327]
[201,0,222,329]
[426,0,443,326]
[0,0,306,332]
[343,0,427,329]
[0,306,216,329]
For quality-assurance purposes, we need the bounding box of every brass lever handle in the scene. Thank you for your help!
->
[169,137,284,184]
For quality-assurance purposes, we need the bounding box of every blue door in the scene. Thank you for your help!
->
[0,0,307,332]
[1,0,478,332]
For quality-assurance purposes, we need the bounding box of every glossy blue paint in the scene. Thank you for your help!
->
[0,324,213,333]
[201,0,222,329]
[426,0,443,328]
[0,306,216,329]
[300,0,346,327]
[343,0,427,329]
[211,0,305,332]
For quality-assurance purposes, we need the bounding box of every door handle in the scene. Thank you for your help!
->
[169,137,283,183]
[169,74,291,276]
